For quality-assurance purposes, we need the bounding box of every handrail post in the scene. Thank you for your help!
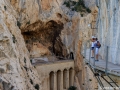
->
[105,46,109,75]
[89,47,91,65]
[84,42,87,59]
[93,48,95,68]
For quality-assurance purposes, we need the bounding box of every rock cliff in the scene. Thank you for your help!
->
[96,0,120,65]
[0,0,98,90]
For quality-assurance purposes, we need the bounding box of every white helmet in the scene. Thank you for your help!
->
[92,36,94,38]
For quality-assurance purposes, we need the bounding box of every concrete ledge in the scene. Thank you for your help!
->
[32,60,74,66]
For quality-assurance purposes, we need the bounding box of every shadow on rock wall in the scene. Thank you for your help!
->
[22,20,68,59]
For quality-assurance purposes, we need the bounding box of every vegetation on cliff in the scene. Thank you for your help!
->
[63,0,91,15]
[68,86,77,90]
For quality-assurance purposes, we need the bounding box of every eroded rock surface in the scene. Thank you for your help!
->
[97,0,120,64]
[0,0,98,90]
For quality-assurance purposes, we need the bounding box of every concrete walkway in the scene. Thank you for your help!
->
[85,49,120,76]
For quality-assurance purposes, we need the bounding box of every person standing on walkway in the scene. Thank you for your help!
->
[91,36,95,58]
[94,38,101,61]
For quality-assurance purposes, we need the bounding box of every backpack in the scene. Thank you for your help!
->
[97,41,101,48]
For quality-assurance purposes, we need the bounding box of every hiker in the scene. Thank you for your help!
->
[94,38,101,61]
[91,36,95,58]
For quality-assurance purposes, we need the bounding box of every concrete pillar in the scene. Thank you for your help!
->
[63,69,67,89]
[71,69,74,86]
[48,75,50,90]
[50,72,54,90]
[54,72,57,90]
[57,70,61,90]
[60,71,63,90]
[66,69,69,89]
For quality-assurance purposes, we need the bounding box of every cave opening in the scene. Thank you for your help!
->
[22,20,68,59]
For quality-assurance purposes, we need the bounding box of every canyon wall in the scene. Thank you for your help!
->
[0,0,98,90]
[96,0,120,65]
[0,0,42,90]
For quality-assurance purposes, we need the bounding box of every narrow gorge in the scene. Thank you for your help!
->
[0,0,120,90]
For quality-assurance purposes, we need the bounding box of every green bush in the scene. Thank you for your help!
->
[71,1,76,6]
[78,0,84,5]
[71,8,75,11]
[64,1,70,8]
[86,8,91,13]
[75,5,83,12]
[68,86,77,90]
[63,0,91,13]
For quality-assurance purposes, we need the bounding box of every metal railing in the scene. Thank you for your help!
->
[105,46,108,74]
[84,41,120,75]
[84,42,120,89]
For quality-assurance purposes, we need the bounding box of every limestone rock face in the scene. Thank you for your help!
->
[0,1,41,90]
[0,0,97,90]
[30,42,51,57]
[84,0,96,8]
[96,0,120,64]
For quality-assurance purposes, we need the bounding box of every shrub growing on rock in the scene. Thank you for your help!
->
[63,0,91,13]
[68,86,77,90]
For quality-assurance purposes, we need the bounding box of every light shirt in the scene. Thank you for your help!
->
[91,42,94,47]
